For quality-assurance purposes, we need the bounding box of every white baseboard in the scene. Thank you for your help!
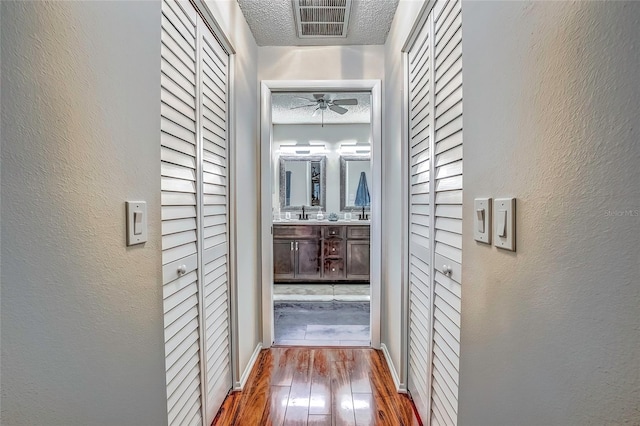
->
[380,343,405,393]
[234,342,262,390]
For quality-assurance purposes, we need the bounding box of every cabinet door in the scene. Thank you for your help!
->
[295,240,321,279]
[274,240,295,280]
[346,240,370,280]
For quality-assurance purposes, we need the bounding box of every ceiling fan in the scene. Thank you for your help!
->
[290,93,358,126]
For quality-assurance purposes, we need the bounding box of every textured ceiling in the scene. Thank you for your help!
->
[272,92,371,124]
[237,0,400,46]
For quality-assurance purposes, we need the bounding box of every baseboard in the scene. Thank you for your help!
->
[234,342,262,390]
[380,343,405,393]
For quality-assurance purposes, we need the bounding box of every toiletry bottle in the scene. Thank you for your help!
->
[317,209,324,220]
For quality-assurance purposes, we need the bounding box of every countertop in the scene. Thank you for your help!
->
[273,219,370,225]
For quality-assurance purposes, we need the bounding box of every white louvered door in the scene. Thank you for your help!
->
[161,1,231,425]
[431,1,462,425]
[407,13,433,421]
[407,1,462,425]
[198,18,232,423]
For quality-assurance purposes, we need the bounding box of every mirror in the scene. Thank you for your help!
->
[340,155,371,211]
[279,155,327,211]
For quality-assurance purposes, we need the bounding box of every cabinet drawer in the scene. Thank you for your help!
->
[324,226,344,239]
[323,240,344,258]
[273,225,321,238]
[347,225,370,239]
[324,259,345,279]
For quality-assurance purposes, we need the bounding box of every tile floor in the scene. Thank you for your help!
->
[274,301,370,347]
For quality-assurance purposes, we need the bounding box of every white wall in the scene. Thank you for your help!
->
[459,2,640,425]
[1,2,167,425]
[204,0,261,385]
[382,0,428,387]
[272,124,371,214]
[259,45,384,80]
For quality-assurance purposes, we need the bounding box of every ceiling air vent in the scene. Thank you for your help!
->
[293,0,352,38]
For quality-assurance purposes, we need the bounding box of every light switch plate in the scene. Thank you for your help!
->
[474,198,491,244]
[493,198,516,251]
[126,201,147,246]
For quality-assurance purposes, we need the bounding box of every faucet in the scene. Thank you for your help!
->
[358,206,369,221]
[299,205,309,220]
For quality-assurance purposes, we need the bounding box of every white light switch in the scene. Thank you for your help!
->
[126,201,147,246]
[494,198,515,251]
[133,211,143,235]
[474,198,491,244]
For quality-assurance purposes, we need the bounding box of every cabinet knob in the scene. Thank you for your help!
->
[177,265,187,276]
[331,231,335,235]
[443,265,453,276]
[332,248,336,251]
[332,268,336,272]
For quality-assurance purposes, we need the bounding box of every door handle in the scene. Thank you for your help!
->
[295,242,299,251]
[290,241,294,251]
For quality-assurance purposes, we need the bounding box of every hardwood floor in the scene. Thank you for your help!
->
[213,347,422,426]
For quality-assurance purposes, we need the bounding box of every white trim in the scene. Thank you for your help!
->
[401,0,436,53]
[191,0,236,54]
[260,79,383,349]
[381,344,406,393]
[227,49,240,393]
[400,51,410,391]
[234,343,263,390]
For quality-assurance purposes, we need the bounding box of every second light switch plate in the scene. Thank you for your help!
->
[493,198,516,251]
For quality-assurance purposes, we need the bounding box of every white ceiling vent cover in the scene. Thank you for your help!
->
[293,0,352,38]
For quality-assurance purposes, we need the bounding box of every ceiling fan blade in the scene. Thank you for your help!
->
[290,104,316,110]
[294,96,316,102]
[332,98,358,106]
[313,93,325,100]
[311,108,321,117]
[329,104,348,115]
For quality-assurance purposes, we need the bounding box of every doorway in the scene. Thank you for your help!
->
[260,80,382,348]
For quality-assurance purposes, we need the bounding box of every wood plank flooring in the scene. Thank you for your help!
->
[213,347,422,426]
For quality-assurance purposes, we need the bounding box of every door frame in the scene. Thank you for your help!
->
[259,80,382,348]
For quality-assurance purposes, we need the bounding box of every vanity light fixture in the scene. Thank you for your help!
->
[279,143,327,155]
[338,142,370,155]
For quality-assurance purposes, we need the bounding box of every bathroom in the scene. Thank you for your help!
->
[270,91,373,346]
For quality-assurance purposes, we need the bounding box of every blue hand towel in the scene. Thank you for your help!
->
[354,172,370,207]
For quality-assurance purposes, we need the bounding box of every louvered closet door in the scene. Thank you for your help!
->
[407,1,463,425]
[161,1,203,425]
[431,1,462,425]
[161,1,232,425]
[198,19,232,424]
[407,10,433,421]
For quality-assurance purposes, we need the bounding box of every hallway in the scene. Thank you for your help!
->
[214,347,420,425]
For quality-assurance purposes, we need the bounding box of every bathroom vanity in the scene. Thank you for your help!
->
[273,222,370,283]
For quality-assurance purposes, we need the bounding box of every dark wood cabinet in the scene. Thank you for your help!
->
[273,224,369,283]
[273,226,321,281]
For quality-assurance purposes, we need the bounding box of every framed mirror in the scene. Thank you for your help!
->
[279,155,327,211]
[340,155,371,211]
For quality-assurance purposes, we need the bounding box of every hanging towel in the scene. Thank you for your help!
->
[285,171,292,206]
[354,171,370,207]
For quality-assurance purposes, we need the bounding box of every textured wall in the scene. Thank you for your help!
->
[204,0,261,384]
[259,45,384,81]
[459,2,640,425]
[382,0,427,387]
[1,1,167,425]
